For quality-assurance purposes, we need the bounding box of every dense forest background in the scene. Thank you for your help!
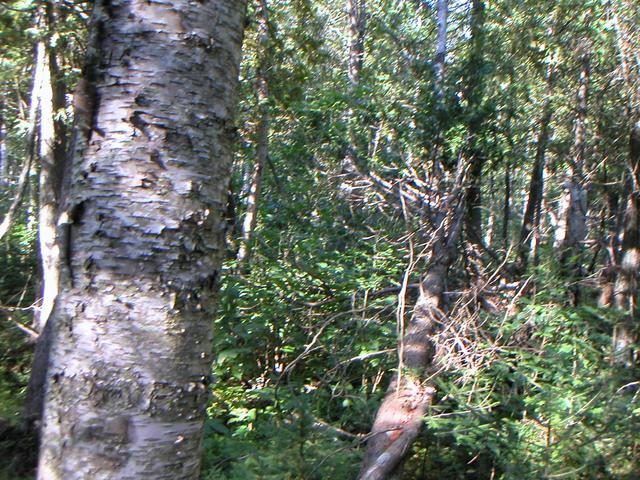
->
[0,0,639,478]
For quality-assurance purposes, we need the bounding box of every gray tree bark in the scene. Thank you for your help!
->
[609,0,640,365]
[433,0,448,100]
[597,193,620,308]
[341,0,366,193]
[37,2,247,479]
[518,58,556,271]
[612,124,640,366]
[347,0,366,88]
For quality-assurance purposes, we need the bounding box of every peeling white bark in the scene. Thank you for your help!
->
[37,1,247,479]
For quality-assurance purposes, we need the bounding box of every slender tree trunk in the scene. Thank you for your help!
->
[34,37,56,336]
[0,31,46,242]
[503,157,511,249]
[502,103,517,250]
[612,123,640,365]
[0,97,7,183]
[37,2,247,479]
[466,151,483,248]
[347,0,365,88]
[22,5,69,439]
[598,182,620,308]
[341,0,366,189]
[518,61,555,270]
[237,0,271,268]
[464,0,486,249]
[559,49,590,301]
[433,0,448,100]
[0,153,33,241]
[484,170,495,246]
[609,0,639,364]
[46,0,69,202]
[610,0,638,114]
[36,2,67,331]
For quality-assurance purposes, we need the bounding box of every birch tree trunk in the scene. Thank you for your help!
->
[237,0,271,269]
[610,0,638,110]
[37,2,247,479]
[36,4,66,331]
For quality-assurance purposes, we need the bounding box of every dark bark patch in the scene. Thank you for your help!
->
[130,110,151,138]
[148,382,207,420]
[103,415,133,444]
[73,416,132,448]
[71,419,131,471]
[134,92,151,106]
[86,367,144,409]
[203,270,218,290]
[102,0,116,19]
[150,149,166,169]
[69,200,88,225]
